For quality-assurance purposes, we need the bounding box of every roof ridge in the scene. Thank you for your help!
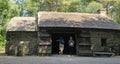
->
[38,11,99,15]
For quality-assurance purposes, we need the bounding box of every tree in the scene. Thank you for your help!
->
[66,0,82,12]
[86,1,103,13]
[113,0,120,23]
[0,0,10,47]
[23,0,39,16]
[0,0,20,47]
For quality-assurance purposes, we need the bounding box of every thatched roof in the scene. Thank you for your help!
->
[6,17,36,31]
[7,12,120,31]
[38,12,120,30]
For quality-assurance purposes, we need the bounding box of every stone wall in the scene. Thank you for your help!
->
[37,29,52,55]
[6,29,120,56]
[6,31,37,55]
[90,30,120,52]
[76,29,120,55]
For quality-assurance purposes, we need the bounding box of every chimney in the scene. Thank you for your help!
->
[97,8,106,16]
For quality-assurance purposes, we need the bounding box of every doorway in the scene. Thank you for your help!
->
[51,33,76,55]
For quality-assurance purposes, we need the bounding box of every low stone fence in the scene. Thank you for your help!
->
[0,47,5,53]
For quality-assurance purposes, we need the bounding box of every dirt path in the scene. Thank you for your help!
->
[0,55,120,64]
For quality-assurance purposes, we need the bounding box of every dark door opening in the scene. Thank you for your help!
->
[52,33,76,55]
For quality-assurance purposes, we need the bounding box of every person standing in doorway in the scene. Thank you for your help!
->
[68,36,74,55]
[56,37,64,54]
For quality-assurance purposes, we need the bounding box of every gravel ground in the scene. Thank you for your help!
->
[0,55,120,64]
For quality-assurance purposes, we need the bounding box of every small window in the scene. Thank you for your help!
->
[101,38,107,46]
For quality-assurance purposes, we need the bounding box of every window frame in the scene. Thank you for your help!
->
[101,38,107,46]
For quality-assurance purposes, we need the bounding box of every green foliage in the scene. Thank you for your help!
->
[0,0,9,11]
[86,1,103,13]
[0,35,5,47]
[67,0,82,12]
[0,0,12,47]
[112,0,120,23]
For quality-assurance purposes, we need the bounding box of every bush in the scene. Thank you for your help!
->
[0,35,6,47]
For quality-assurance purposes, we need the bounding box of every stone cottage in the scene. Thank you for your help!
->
[6,9,120,56]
